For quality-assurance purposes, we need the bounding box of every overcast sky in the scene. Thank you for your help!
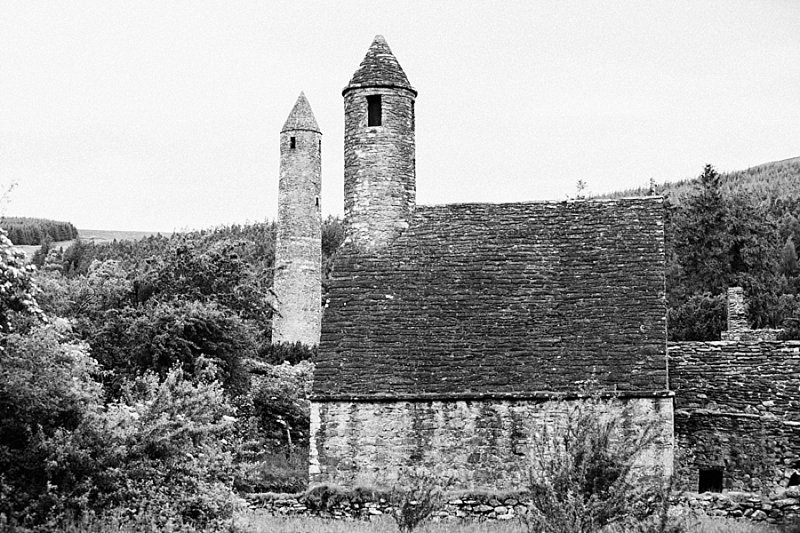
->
[2,1,799,232]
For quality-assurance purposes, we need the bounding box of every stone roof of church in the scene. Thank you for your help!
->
[314,197,667,399]
[343,35,416,95]
[281,92,321,133]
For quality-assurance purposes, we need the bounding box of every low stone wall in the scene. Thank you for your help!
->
[247,491,527,521]
[675,489,800,525]
[309,396,674,490]
[246,489,800,525]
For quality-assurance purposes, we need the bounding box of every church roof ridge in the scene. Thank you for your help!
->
[281,92,321,134]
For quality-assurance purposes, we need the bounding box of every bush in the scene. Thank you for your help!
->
[0,325,102,522]
[39,366,242,528]
[390,469,452,533]
[522,395,678,533]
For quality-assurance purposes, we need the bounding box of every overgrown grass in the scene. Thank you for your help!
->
[16,509,792,533]
[235,511,790,533]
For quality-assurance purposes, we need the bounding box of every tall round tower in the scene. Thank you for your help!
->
[272,92,322,346]
[343,35,417,251]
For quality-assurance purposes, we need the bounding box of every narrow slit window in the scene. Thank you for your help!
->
[315,197,320,207]
[698,468,723,493]
[290,137,296,149]
[367,95,382,126]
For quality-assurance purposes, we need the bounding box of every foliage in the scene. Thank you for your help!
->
[259,341,316,365]
[664,165,784,340]
[0,324,101,522]
[0,216,78,245]
[0,229,44,332]
[667,293,727,342]
[86,300,255,396]
[38,366,242,527]
[389,469,452,533]
[522,395,676,533]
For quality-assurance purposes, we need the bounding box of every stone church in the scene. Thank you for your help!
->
[272,36,800,495]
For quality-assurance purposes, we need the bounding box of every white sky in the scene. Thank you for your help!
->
[1,1,799,232]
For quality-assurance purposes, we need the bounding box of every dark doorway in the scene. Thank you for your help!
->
[698,468,724,493]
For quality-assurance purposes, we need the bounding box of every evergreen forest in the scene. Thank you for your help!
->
[0,217,79,245]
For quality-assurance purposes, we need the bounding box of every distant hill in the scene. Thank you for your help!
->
[596,156,800,204]
[78,229,171,244]
[16,228,170,259]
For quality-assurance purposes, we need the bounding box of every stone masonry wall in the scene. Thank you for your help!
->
[272,128,322,346]
[674,411,800,493]
[247,489,800,525]
[343,86,416,251]
[670,341,800,493]
[669,341,800,419]
[309,396,674,491]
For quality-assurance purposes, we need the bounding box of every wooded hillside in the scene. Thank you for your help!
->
[0,216,78,245]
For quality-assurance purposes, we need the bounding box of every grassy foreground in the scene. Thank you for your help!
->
[234,511,790,533]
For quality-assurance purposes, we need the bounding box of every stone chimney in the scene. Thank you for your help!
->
[721,287,782,341]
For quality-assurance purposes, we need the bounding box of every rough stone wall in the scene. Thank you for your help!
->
[309,396,674,491]
[670,341,800,493]
[247,490,800,525]
[669,341,800,419]
[674,411,800,493]
[343,86,416,251]
[272,128,322,346]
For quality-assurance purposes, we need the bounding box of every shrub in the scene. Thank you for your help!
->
[39,366,242,528]
[390,468,452,533]
[522,395,678,533]
[0,325,101,522]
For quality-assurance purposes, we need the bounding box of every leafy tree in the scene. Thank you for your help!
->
[0,229,44,332]
[0,324,102,521]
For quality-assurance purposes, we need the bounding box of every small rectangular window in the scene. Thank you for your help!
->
[290,137,296,149]
[367,95,382,126]
[698,468,723,493]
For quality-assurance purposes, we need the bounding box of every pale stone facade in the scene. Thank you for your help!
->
[272,93,322,346]
[309,396,674,490]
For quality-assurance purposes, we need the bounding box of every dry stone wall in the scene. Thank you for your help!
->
[247,489,800,525]
[309,396,674,491]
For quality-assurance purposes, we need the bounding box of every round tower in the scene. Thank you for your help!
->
[343,35,417,251]
[272,92,322,346]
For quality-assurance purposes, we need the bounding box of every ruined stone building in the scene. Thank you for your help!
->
[272,36,800,495]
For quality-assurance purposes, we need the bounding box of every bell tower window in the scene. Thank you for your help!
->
[290,137,296,149]
[367,95,382,126]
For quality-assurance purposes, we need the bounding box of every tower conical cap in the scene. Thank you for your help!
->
[343,35,416,95]
[281,92,321,134]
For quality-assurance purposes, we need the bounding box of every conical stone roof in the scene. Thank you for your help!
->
[281,92,321,133]
[343,35,416,95]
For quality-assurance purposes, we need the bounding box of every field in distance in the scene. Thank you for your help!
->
[17,228,171,259]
